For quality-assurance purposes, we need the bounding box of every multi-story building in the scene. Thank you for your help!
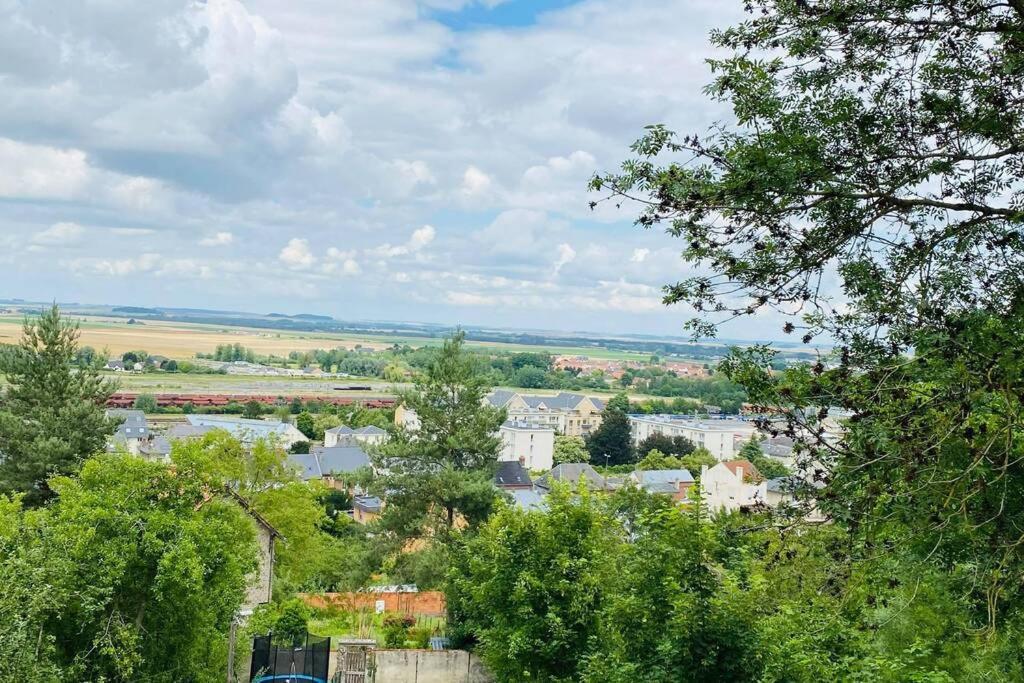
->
[487,390,605,437]
[499,420,555,471]
[628,414,759,461]
[324,424,388,447]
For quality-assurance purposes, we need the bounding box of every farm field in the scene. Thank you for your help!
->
[0,313,695,362]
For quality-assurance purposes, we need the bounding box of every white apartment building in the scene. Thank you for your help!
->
[499,420,555,472]
[700,461,767,512]
[628,414,759,461]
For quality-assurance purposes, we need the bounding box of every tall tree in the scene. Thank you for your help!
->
[373,332,506,533]
[553,435,590,465]
[597,0,1024,629]
[586,400,634,466]
[0,306,117,504]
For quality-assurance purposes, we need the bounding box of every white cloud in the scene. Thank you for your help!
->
[553,242,576,274]
[323,247,361,275]
[279,238,315,269]
[110,227,156,236]
[200,231,234,246]
[0,139,90,200]
[370,224,436,258]
[461,166,492,197]
[33,222,85,245]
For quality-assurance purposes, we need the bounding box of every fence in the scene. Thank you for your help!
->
[249,632,332,683]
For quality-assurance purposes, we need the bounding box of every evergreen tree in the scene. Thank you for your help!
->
[373,331,506,532]
[586,399,634,466]
[0,306,117,505]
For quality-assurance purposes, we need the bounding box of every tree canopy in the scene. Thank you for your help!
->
[0,306,118,505]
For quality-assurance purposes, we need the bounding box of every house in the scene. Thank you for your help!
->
[352,494,383,524]
[499,420,554,471]
[325,424,388,448]
[147,355,169,368]
[184,414,306,448]
[139,434,172,461]
[287,445,371,487]
[105,359,126,372]
[225,489,281,615]
[535,462,607,491]
[700,460,768,513]
[508,488,547,511]
[394,404,421,431]
[629,414,759,460]
[106,409,149,455]
[628,468,695,501]
[494,461,533,490]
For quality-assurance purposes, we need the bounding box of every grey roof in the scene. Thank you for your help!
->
[288,453,322,480]
[167,424,217,440]
[640,481,680,495]
[535,462,606,490]
[353,495,382,513]
[108,409,148,439]
[494,461,532,488]
[354,425,386,435]
[289,446,371,481]
[509,488,547,511]
[185,414,301,443]
[106,359,125,369]
[325,425,355,435]
[312,445,371,475]
[631,469,694,486]
[487,389,518,408]
[521,392,591,411]
[140,435,171,458]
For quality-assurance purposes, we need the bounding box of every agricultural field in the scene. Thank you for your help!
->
[0,312,685,362]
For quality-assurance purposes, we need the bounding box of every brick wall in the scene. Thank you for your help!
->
[302,591,446,617]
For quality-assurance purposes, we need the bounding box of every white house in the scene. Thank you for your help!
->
[700,460,767,513]
[324,425,388,448]
[629,415,759,460]
[499,420,555,471]
[106,409,149,455]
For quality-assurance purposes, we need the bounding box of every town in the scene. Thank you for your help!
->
[1,1,1021,682]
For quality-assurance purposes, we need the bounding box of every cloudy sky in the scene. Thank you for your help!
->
[0,0,751,337]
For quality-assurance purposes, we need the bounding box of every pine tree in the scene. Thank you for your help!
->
[0,305,118,505]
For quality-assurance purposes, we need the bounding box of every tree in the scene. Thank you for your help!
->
[0,306,118,505]
[162,359,178,372]
[605,392,630,413]
[636,449,684,471]
[586,401,634,466]
[0,454,258,681]
[636,432,695,458]
[295,411,315,439]
[243,400,263,420]
[679,448,717,480]
[373,332,506,533]
[739,437,789,480]
[448,487,620,680]
[289,440,311,454]
[133,393,158,413]
[598,0,1024,631]
[553,435,589,465]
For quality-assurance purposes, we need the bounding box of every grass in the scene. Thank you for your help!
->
[307,606,445,646]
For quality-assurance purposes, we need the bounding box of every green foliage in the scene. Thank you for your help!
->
[274,598,311,646]
[585,402,634,466]
[133,393,158,413]
[0,305,118,505]
[552,434,589,465]
[678,448,717,480]
[295,411,316,439]
[373,332,506,534]
[739,437,790,480]
[636,449,684,471]
[0,454,259,681]
[636,432,695,458]
[243,400,263,419]
[289,440,311,454]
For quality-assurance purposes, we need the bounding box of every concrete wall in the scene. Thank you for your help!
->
[373,650,493,683]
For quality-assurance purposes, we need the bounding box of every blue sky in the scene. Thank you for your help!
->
[0,0,765,338]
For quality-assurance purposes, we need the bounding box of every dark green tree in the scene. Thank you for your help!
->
[295,411,316,439]
[243,400,263,419]
[637,432,695,458]
[0,306,118,505]
[132,393,158,413]
[586,401,634,466]
[373,332,506,533]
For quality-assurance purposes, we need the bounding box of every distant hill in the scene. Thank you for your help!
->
[113,306,163,315]
[267,312,333,322]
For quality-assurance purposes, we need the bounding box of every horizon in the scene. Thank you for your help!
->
[0,0,793,340]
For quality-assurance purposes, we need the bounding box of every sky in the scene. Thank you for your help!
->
[0,0,755,338]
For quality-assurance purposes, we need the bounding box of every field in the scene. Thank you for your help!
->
[0,313,669,362]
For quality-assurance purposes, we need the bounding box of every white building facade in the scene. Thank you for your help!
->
[499,421,555,471]
[628,415,759,461]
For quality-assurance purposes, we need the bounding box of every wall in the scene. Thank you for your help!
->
[302,591,446,617]
[373,650,493,683]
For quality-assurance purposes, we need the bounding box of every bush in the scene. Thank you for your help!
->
[381,613,415,648]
